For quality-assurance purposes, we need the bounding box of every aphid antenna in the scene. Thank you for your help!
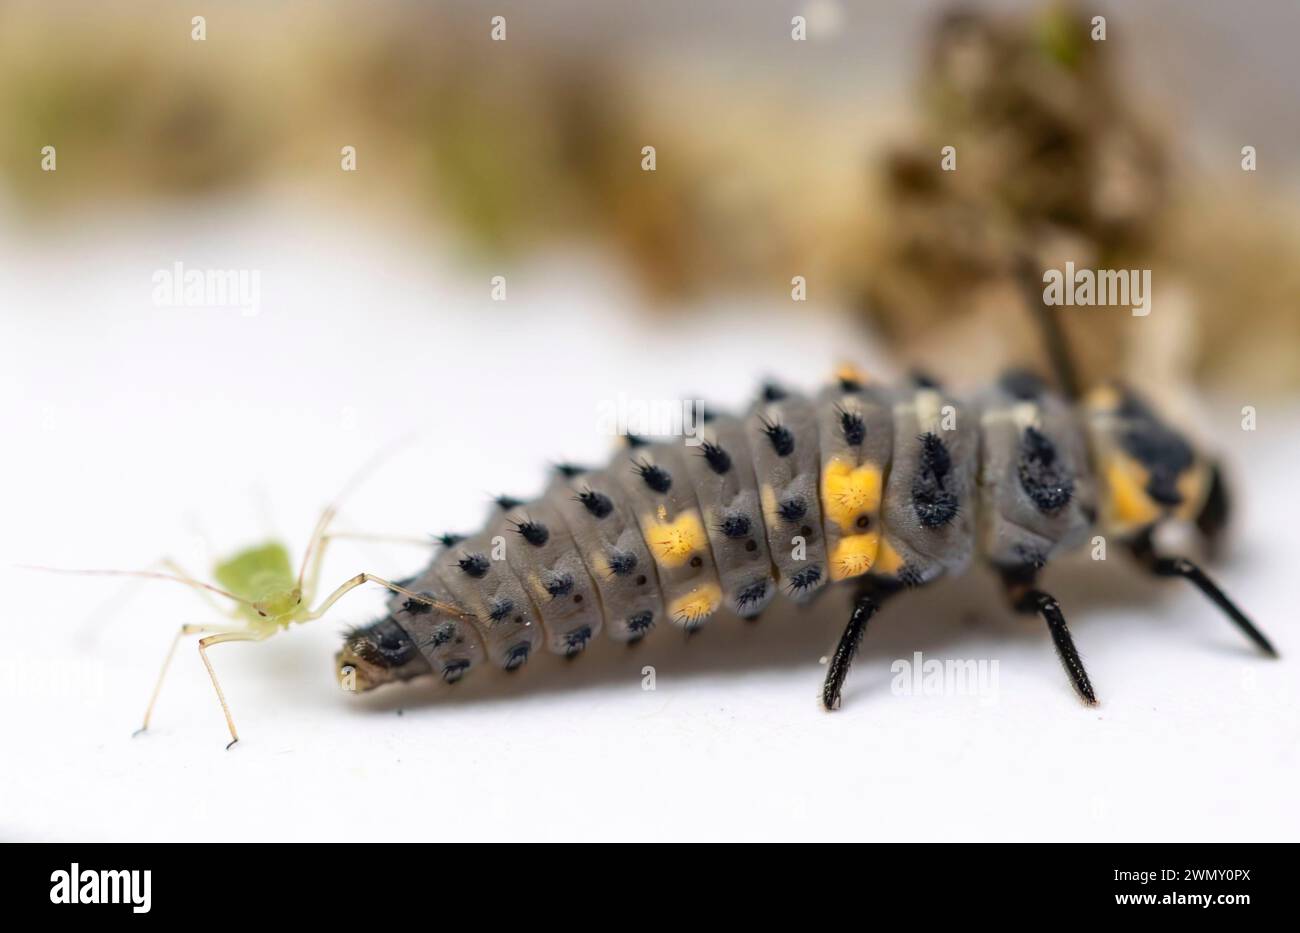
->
[15,564,259,610]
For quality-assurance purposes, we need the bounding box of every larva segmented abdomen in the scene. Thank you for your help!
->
[384,373,1098,683]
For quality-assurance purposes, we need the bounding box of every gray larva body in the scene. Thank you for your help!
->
[336,369,1252,704]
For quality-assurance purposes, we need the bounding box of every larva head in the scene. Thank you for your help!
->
[336,617,430,692]
[1083,385,1224,540]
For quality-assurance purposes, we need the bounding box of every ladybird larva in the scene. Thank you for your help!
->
[338,368,1277,711]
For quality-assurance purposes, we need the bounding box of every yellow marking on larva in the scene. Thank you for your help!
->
[644,509,708,568]
[1104,456,1162,528]
[1010,401,1041,431]
[874,537,907,576]
[668,584,721,627]
[829,533,879,581]
[1086,385,1122,412]
[821,459,882,534]
[656,504,668,522]
[915,389,943,430]
[834,361,870,385]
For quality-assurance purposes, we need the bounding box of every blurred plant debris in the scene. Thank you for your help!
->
[0,1,1295,390]
[852,3,1300,395]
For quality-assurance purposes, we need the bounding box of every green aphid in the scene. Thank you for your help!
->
[213,541,298,622]
[22,450,464,749]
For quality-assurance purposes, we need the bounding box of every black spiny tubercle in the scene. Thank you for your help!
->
[720,513,751,538]
[1018,426,1074,513]
[458,553,490,578]
[544,571,574,598]
[563,626,593,657]
[788,565,822,594]
[911,433,959,528]
[442,659,470,683]
[700,440,732,475]
[402,592,436,616]
[778,495,807,523]
[625,610,654,641]
[760,417,795,457]
[504,643,530,672]
[838,406,866,446]
[428,621,458,648]
[1121,424,1194,507]
[736,579,769,611]
[634,459,673,493]
[606,548,638,577]
[575,487,614,519]
[511,519,550,547]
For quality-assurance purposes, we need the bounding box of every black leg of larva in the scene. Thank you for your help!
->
[821,588,884,711]
[1016,588,1097,706]
[1130,534,1277,657]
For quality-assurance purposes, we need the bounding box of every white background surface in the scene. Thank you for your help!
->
[2,202,1296,841]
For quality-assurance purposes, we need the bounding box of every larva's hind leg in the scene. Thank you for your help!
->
[197,629,270,750]
[1019,589,1096,706]
[1129,531,1277,657]
[135,622,240,737]
[1001,568,1097,706]
[821,580,898,711]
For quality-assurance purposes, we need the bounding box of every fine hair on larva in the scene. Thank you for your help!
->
[337,364,1277,714]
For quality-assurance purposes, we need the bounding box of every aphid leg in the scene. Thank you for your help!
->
[821,580,897,711]
[135,622,240,738]
[303,572,469,623]
[1001,567,1097,705]
[295,435,420,598]
[1129,531,1277,657]
[197,629,271,750]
